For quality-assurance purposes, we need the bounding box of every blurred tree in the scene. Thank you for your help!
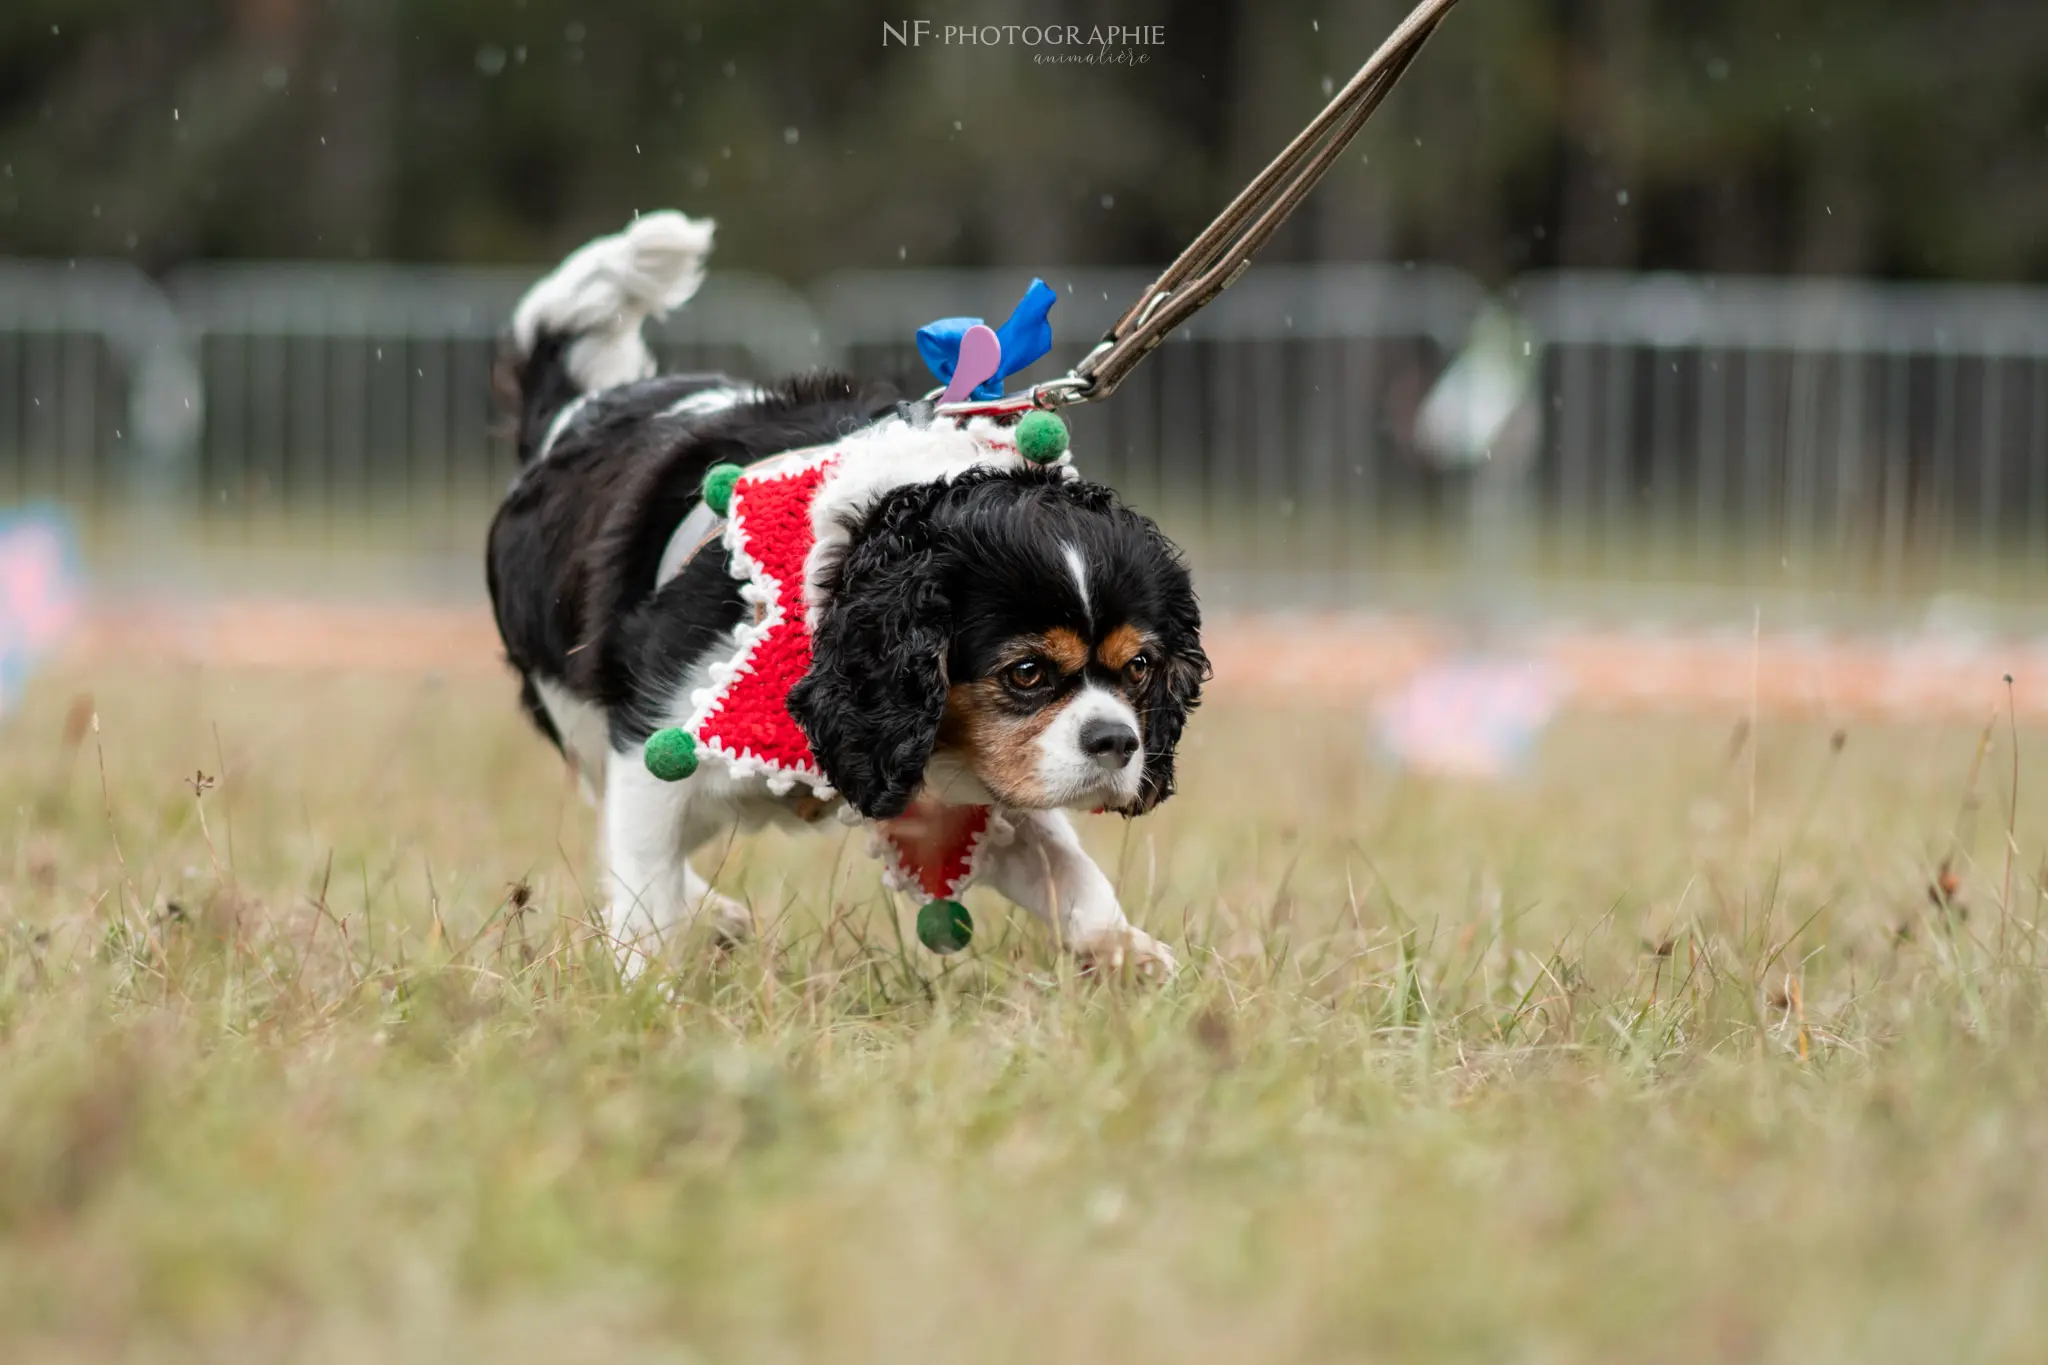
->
[0,0,2043,280]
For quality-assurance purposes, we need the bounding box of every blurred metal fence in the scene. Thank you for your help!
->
[166,264,827,543]
[0,261,200,511]
[3,256,2046,593]
[817,264,1482,575]
[1516,272,2048,588]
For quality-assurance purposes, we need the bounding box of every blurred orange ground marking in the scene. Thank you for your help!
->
[72,602,2048,721]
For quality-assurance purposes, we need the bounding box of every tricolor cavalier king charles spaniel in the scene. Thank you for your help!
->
[487,212,1205,976]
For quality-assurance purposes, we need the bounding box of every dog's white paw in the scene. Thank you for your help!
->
[1073,925,1178,980]
[701,889,755,944]
[607,888,755,982]
[611,934,658,984]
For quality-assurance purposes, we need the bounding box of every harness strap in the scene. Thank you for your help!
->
[654,499,725,591]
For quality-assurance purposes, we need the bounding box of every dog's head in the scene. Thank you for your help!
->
[790,466,1207,821]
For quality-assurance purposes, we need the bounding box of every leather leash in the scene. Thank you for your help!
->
[1000,0,1468,413]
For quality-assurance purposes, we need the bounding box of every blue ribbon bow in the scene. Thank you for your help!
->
[915,278,1058,401]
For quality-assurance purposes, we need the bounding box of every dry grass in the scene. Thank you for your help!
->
[3,662,2047,1362]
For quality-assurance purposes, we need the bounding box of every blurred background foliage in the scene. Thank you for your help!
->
[0,0,2044,280]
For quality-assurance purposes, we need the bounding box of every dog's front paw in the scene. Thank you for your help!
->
[606,888,755,981]
[1073,925,1178,980]
[701,889,755,945]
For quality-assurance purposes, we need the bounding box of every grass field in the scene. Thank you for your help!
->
[4,662,2048,1362]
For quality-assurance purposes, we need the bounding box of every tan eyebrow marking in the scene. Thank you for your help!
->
[1097,624,1153,672]
[1040,628,1090,674]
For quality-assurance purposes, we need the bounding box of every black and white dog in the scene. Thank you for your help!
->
[487,212,1205,974]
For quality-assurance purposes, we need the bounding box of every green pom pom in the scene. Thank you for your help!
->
[701,463,743,516]
[1013,410,1069,464]
[916,898,974,955]
[643,728,699,782]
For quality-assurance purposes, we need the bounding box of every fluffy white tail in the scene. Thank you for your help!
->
[511,210,716,393]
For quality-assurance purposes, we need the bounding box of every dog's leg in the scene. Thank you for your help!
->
[601,750,752,977]
[978,809,1176,976]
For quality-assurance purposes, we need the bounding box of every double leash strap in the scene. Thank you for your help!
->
[1009,0,1468,412]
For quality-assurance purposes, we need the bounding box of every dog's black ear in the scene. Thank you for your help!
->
[1135,521,1209,814]
[789,484,953,820]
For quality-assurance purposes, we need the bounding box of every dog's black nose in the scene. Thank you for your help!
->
[1080,718,1140,768]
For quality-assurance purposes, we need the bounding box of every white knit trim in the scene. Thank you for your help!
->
[680,445,842,800]
[871,803,1005,900]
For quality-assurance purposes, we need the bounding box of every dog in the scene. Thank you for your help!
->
[487,212,1206,975]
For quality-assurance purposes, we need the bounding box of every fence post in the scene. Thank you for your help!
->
[123,287,206,510]
[0,261,202,530]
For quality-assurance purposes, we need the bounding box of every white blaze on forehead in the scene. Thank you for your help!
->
[1062,542,1092,623]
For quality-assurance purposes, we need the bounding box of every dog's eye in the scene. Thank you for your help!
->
[1125,654,1151,686]
[1004,659,1050,691]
